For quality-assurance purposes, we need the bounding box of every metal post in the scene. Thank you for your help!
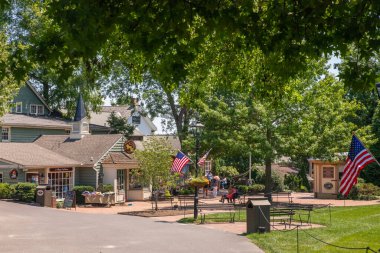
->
[194,129,200,220]
[248,152,252,185]
[297,225,299,253]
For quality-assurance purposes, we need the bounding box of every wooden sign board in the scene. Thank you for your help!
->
[63,191,76,210]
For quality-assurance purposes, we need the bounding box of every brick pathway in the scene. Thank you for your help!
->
[60,193,380,235]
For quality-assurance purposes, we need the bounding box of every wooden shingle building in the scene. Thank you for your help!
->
[0,83,176,201]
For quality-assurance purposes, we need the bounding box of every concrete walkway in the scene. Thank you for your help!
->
[0,200,264,253]
[59,193,380,237]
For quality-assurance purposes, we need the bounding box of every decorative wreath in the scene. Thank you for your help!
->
[9,169,18,179]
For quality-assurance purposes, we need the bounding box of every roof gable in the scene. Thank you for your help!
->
[34,134,123,166]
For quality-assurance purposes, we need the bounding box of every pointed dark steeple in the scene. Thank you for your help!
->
[74,95,86,121]
[70,95,90,139]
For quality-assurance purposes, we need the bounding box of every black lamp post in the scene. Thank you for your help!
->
[191,121,204,220]
[376,83,380,99]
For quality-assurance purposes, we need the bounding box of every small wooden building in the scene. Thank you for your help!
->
[308,159,345,199]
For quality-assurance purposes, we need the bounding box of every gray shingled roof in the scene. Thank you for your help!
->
[0,143,79,167]
[102,152,138,165]
[1,114,71,129]
[34,134,123,166]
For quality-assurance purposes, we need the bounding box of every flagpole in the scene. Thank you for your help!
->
[178,150,194,163]
[352,132,380,167]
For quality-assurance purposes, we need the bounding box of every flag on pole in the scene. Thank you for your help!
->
[171,151,190,173]
[339,135,376,196]
[198,149,212,166]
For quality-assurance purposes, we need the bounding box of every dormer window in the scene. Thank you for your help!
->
[15,102,22,113]
[30,104,44,115]
[132,115,141,125]
[1,127,10,142]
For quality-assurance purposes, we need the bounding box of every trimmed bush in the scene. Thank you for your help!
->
[348,182,380,200]
[73,185,95,204]
[0,183,13,199]
[178,187,195,195]
[236,185,249,194]
[13,183,36,202]
[248,184,265,194]
[100,184,114,193]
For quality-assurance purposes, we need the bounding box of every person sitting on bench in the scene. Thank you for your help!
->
[220,186,237,203]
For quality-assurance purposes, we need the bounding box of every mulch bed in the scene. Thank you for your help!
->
[118,209,194,217]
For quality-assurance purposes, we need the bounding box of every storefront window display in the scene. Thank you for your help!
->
[48,168,73,199]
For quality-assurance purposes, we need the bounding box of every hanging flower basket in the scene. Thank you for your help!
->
[188,177,209,188]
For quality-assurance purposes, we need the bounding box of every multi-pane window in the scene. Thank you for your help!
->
[30,104,44,115]
[48,170,73,199]
[323,167,334,178]
[129,170,142,190]
[117,169,125,191]
[15,102,22,113]
[37,105,44,115]
[1,127,9,142]
[132,115,141,125]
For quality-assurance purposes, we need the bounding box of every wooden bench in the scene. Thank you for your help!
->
[272,192,293,203]
[149,195,174,209]
[286,203,314,225]
[270,207,295,228]
[198,203,236,224]
[178,195,195,209]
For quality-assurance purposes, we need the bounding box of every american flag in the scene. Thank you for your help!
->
[339,135,376,196]
[171,151,190,173]
[198,149,211,166]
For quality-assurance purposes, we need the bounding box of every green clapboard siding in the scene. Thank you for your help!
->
[10,127,67,143]
[0,168,25,184]
[109,137,124,152]
[0,161,13,166]
[75,167,97,187]
[12,84,49,115]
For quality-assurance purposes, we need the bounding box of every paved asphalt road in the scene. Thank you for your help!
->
[0,201,263,253]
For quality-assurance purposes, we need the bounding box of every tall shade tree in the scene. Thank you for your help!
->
[189,44,361,195]
[134,137,177,211]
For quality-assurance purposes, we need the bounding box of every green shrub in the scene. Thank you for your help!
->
[13,183,36,202]
[248,184,265,193]
[56,201,63,209]
[348,182,380,200]
[178,187,195,195]
[73,185,95,204]
[100,184,114,193]
[0,183,13,199]
[236,185,249,194]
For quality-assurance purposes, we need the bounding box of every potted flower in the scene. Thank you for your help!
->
[187,177,209,188]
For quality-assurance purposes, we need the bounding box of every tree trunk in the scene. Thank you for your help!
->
[264,157,272,202]
[155,190,159,211]
[265,127,272,202]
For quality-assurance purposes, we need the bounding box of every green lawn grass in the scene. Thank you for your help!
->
[178,205,380,253]
[249,205,380,253]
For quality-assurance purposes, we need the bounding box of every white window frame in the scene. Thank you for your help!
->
[15,102,22,113]
[1,127,10,142]
[30,104,37,114]
[37,105,44,115]
[0,173,3,183]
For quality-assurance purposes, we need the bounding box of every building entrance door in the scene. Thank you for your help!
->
[321,166,337,194]
[116,169,126,202]
[48,168,73,199]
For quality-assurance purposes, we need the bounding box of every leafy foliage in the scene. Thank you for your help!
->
[12,183,36,202]
[106,111,134,139]
[214,166,239,178]
[0,183,13,199]
[73,185,95,205]
[134,137,177,210]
